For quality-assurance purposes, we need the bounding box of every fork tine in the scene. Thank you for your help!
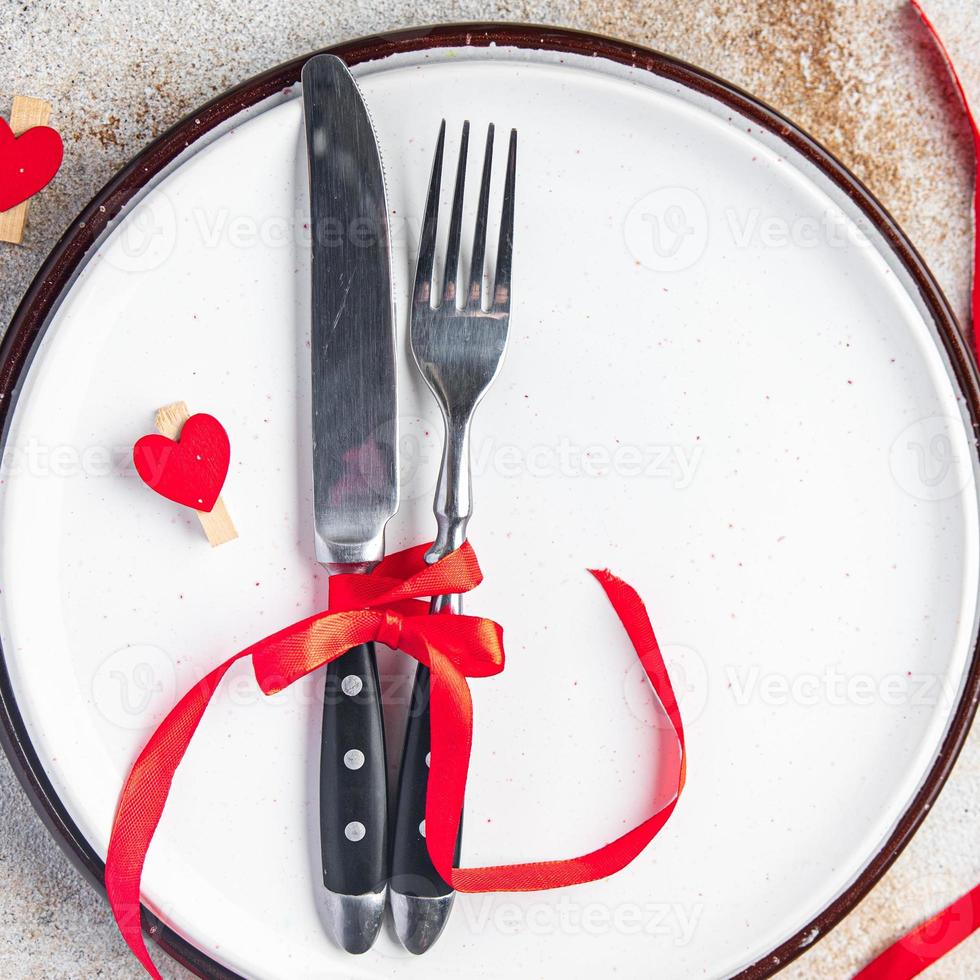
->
[468,123,494,309]
[414,120,446,308]
[442,121,469,306]
[493,129,517,311]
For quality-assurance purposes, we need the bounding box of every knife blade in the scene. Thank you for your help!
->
[302,52,398,955]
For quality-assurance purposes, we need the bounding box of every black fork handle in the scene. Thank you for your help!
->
[390,661,462,898]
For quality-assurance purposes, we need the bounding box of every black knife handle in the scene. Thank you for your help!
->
[320,643,388,895]
[390,663,462,897]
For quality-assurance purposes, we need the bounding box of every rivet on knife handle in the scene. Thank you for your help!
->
[319,642,388,952]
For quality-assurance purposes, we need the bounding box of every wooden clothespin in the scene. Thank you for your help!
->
[152,402,238,547]
[0,96,61,246]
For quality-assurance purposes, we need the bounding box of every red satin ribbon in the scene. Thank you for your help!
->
[105,542,684,978]
[854,883,980,980]
[849,5,980,979]
[911,0,980,360]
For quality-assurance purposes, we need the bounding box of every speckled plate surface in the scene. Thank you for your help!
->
[1,25,978,980]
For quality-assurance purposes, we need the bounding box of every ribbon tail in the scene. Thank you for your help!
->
[451,798,681,893]
[424,645,473,887]
[853,882,980,980]
[105,650,250,980]
[589,568,685,751]
[424,566,685,894]
[911,0,980,352]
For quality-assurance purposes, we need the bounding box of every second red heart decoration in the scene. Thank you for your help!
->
[134,413,230,512]
[0,117,64,213]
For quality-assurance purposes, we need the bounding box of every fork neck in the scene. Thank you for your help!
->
[426,410,474,565]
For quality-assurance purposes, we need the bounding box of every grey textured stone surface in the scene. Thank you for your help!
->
[0,1,977,977]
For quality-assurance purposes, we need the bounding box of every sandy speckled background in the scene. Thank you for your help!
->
[1,1,978,977]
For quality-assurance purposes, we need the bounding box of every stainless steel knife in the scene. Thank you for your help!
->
[302,53,398,955]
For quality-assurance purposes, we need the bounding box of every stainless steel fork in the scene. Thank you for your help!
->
[390,119,516,953]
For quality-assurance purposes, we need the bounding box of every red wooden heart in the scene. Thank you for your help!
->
[0,118,64,213]
[133,414,230,512]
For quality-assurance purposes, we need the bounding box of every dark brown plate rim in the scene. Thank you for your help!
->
[1,21,977,980]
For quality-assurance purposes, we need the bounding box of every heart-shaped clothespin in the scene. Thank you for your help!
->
[0,96,63,245]
[134,402,237,546]
[134,413,230,511]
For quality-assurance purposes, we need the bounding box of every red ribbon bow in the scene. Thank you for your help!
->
[105,542,684,978]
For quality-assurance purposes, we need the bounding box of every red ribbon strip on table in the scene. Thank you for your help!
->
[854,883,980,980]
[850,4,980,979]
[105,541,685,979]
[911,0,980,357]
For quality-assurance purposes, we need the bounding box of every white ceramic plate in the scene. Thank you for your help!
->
[1,26,978,980]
